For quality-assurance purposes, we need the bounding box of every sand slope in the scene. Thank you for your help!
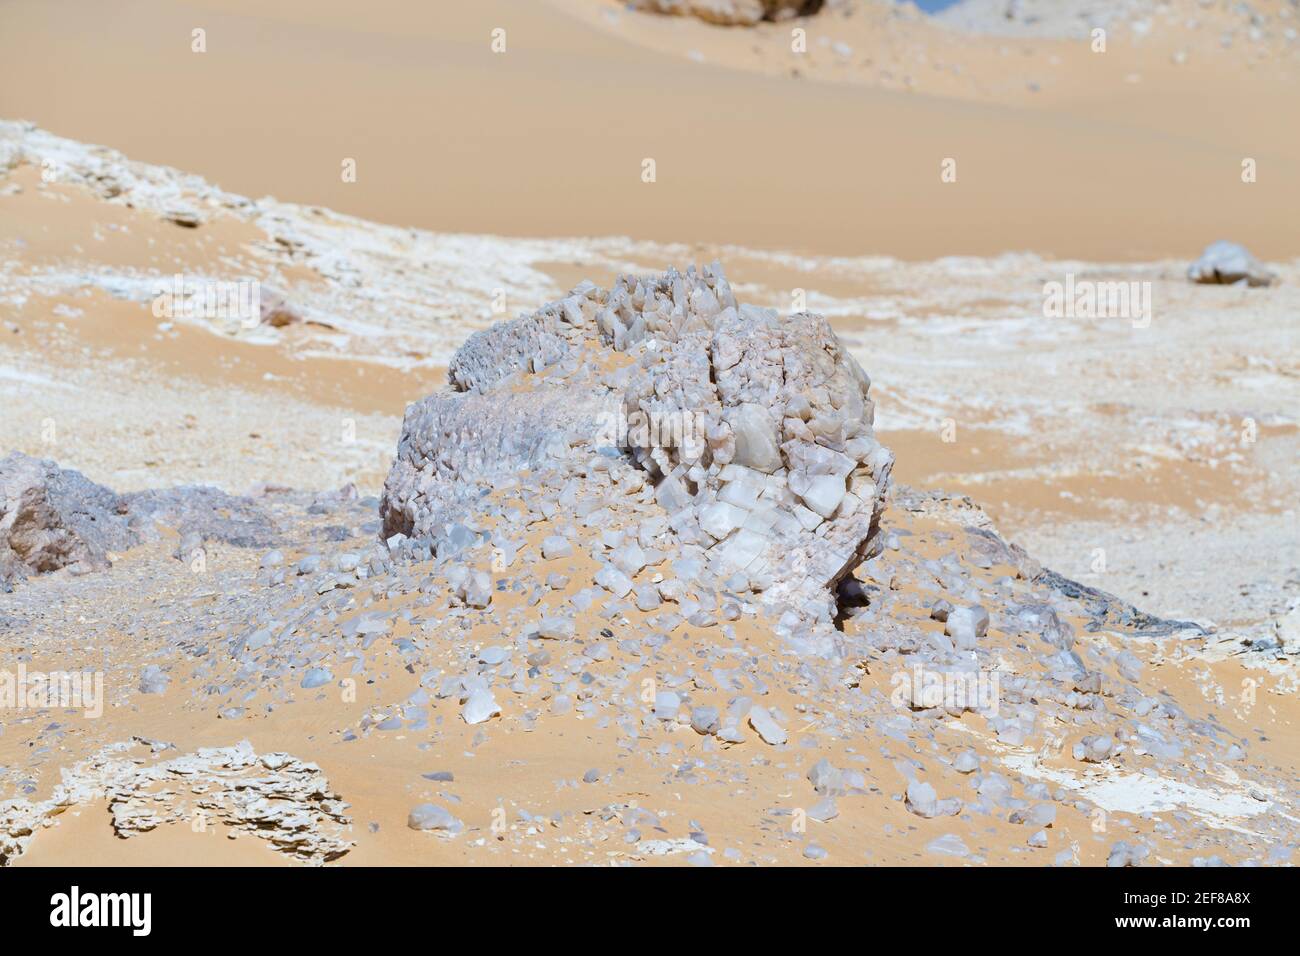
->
[0,0,1296,259]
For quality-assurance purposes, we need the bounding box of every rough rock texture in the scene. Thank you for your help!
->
[0,452,135,583]
[127,486,278,551]
[1031,568,1207,637]
[630,0,823,27]
[382,263,893,635]
[0,739,352,865]
[1187,240,1276,288]
[0,452,277,585]
[1272,601,1300,655]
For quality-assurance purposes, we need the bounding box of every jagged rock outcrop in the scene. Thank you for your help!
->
[629,0,824,27]
[0,739,352,866]
[381,263,892,632]
[0,452,135,583]
[1188,240,1276,288]
[0,452,277,585]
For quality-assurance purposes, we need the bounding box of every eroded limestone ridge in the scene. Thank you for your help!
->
[0,738,352,866]
[381,263,893,641]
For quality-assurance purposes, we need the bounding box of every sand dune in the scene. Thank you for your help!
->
[1,0,1297,259]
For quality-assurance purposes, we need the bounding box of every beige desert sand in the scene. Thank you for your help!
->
[4,475,1296,868]
[0,2,1297,869]
[0,0,1297,260]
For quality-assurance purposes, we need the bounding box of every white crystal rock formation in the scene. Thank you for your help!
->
[381,263,892,645]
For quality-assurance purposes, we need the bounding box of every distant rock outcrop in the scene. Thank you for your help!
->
[0,452,276,586]
[629,0,823,27]
[1188,240,1276,288]
[0,452,134,583]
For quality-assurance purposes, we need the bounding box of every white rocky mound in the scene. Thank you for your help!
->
[382,264,893,649]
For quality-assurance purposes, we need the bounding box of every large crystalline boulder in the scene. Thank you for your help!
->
[381,262,892,631]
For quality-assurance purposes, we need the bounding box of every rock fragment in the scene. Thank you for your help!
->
[1188,240,1275,287]
[748,706,787,745]
[1073,734,1116,763]
[905,781,961,819]
[690,706,720,735]
[462,688,500,725]
[409,803,463,834]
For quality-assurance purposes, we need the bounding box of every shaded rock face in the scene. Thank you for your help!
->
[381,263,892,632]
[1188,240,1275,288]
[0,452,276,585]
[0,452,134,583]
[127,486,277,550]
[629,0,823,27]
